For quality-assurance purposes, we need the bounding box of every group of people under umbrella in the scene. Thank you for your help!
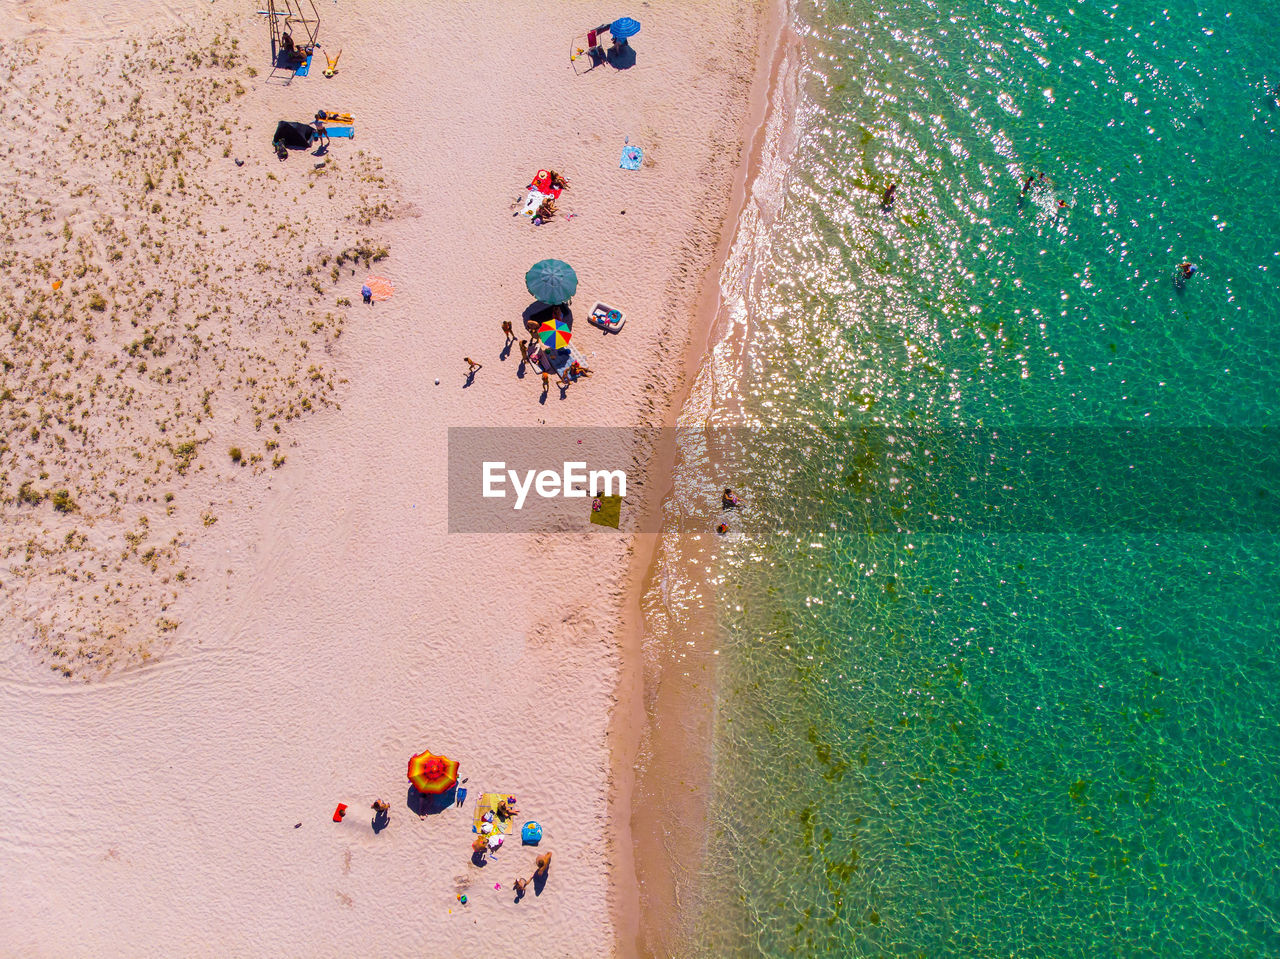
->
[523,259,593,387]
[403,749,549,899]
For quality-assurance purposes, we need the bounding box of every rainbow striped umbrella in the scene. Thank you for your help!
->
[407,750,460,795]
[537,317,572,350]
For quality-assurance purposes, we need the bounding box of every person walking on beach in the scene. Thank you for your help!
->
[465,357,483,374]
[541,370,550,395]
[312,112,329,149]
[513,876,529,901]
[534,852,552,880]
[502,320,516,344]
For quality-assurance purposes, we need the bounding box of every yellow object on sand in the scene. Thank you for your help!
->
[52,280,62,291]
[473,792,517,835]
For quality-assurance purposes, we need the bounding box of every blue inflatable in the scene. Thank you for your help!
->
[522,821,543,845]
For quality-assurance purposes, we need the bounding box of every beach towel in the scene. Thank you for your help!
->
[326,126,354,138]
[620,145,643,171]
[364,275,394,301]
[590,495,623,528]
[521,189,553,218]
[473,793,518,834]
[294,52,313,77]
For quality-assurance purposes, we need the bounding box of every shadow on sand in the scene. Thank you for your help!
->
[407,784,457,816]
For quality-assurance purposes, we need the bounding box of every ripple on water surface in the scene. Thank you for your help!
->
[660,1,1280,955]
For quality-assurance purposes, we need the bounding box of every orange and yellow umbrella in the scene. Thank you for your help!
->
[407,750,459,794]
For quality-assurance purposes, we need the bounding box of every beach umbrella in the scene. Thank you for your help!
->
[537,317,572,350]
[525,259,578,305]
[407,750,460,794]
[611,17,641,39]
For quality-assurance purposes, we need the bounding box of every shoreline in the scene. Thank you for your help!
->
[617,3,798,955]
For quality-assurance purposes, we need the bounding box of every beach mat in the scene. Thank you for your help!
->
[590,495,622,528]
[473,792,517,834]
[620,145,643,171]
[295,53,313,77]
[326,126,354,138]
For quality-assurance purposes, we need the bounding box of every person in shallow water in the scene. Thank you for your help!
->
[881,183,897,209]
[722,488,740,509]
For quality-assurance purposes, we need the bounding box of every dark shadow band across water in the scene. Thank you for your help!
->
[446,426,1280,534]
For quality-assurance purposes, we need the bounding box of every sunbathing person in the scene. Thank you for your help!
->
[550,170,570,190]
[535,198,557,221]
[497,796,519,818]
[569,360,592,379]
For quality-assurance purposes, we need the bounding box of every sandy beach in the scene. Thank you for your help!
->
[0,1,770,955]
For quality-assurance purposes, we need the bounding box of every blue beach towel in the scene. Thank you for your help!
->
[326,126,354,138]
[295,53,313,77]
[620,145,643,171]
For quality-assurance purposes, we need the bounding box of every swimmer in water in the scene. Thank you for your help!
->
[1178,262,1197,279]
[881,183,897,210]
[716,523,729,535]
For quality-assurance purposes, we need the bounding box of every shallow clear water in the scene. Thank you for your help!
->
[655,0,1280,954]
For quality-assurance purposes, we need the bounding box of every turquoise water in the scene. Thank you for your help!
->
[664,0,1280,954]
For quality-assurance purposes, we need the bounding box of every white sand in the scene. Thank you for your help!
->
[0,1,766,955]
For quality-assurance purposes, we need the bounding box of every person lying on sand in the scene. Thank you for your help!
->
[549,170,570,190]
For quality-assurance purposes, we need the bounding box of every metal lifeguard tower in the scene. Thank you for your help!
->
[264,0,320,59]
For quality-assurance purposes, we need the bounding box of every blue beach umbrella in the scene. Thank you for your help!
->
[525,259,578,305]
[611,17,641,40]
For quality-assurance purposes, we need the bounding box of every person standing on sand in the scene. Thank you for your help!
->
[541,371,550,394]
[518,339,530,367]
[513,877,529,900]
[502,320,516,344]
[534,852,552,879]
[312,113,329,149]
